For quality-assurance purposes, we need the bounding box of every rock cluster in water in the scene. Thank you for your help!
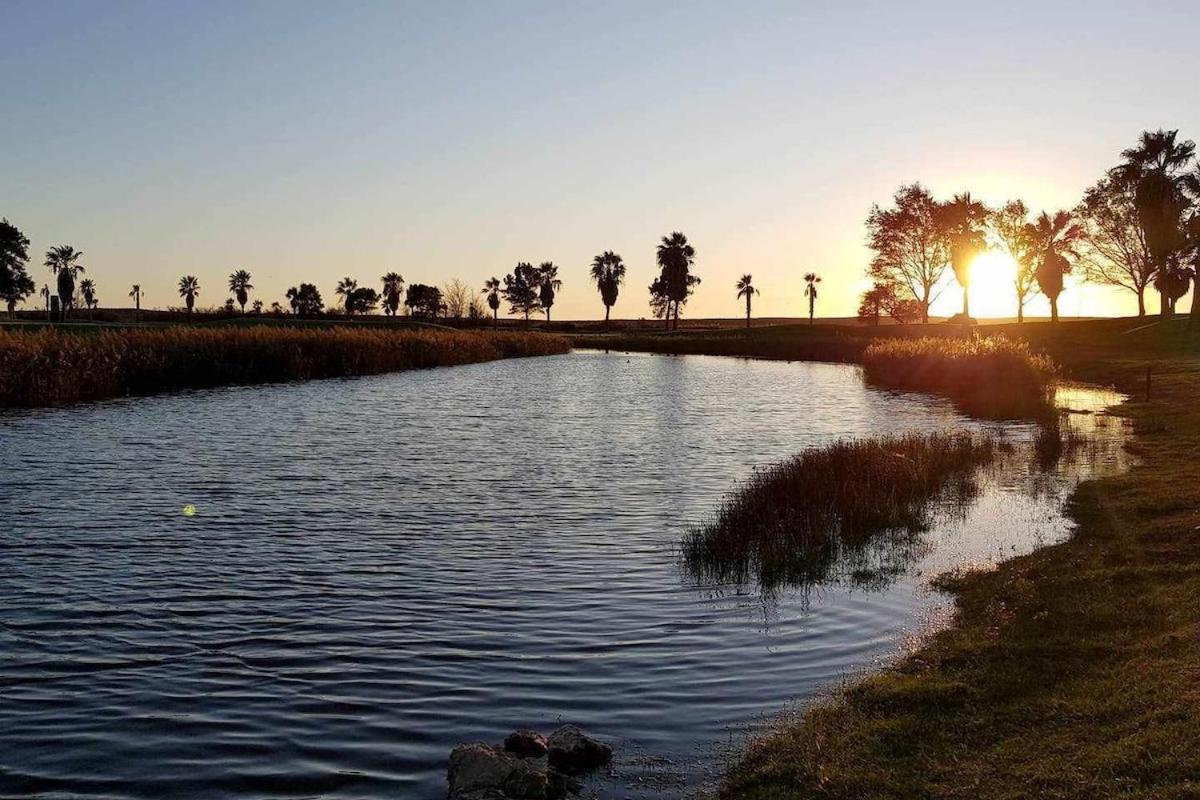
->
[447,725,613,799]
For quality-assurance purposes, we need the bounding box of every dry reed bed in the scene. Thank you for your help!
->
[0,326,570,407]
[862,335,1057,419]
[682,434,998,591]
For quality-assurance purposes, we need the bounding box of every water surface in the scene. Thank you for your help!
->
[0,351,1128,798]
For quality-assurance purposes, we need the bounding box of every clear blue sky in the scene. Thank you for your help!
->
[4,0,1198,318]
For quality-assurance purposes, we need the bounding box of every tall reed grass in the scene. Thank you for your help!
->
[861,335,1057,419]
[0,326,570,407]
[682,434,997,591]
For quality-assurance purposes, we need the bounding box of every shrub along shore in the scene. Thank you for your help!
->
[0,325,570,407]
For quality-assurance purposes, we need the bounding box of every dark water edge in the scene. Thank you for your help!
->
[0,352,1128,798]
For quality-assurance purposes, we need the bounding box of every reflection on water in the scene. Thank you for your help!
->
[0,353,1128,799]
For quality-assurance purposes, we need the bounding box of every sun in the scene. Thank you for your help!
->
[968,251,1019,319]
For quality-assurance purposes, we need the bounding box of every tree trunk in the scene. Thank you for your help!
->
[1161,288,1171,317]
[809,296,814,324]
[745,296,751,328]
[1137,287,1146,317]
[1017,295,1024,323]
[604,305,610,329]
[1189,272,1200,330]
[1050,295,1059,324]
[962,286,970,319]
[493,308,498,330]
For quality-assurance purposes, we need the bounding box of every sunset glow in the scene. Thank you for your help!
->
[968,251,1021,319]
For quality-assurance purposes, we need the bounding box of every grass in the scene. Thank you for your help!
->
[0,325,569,407]
[718,321,1200,799]
[683,434,997,592]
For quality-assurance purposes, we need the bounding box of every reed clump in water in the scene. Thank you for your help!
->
[0,326,570,407]
[861,335,1057,419]
[682,434,998,591]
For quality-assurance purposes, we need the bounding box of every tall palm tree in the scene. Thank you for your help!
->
[178,275,200,319]
[1029,211,1082,324]
[381,272,404,317]
[228,269,253,314]
[941,193,990,319]
[589,251,626,328]
[79,279,97,320]
[482,277,502,329]
[804,272,822,324]
[1111,130,1197,316]
[656,232,696,330]
[735,274,758,328]
[335,277,358,315]
[537,262,562,323]
[129,284,143,322]
[45,245,84,320]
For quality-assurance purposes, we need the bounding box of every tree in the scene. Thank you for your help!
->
[45,245,84,320]
[804,272,822,324]
[991,200,1040,322]
[80,279,98,320]
[269,301,283,315]
[857,280,921,325]
[0,219,34,319]
[251,299,263,315]
[1111,130,1197,316]
[178,275,200,319]
[482,277,502,329]
[858,282,889,325]
[735,274,758,328]
[537,262,561,323]
[866,183,949,323]
[349,286,379,314]
[1029,210,1082,324]
[1072,178,1156,317]
[128,284,143,322]
[381,272,404,317]
[228,269,253,314]
[443,278,473,319]
[502,262,541,326]
[405,283,443,318]
[656,232,697,330]
[222,298,236,315]
[939,192,990,319]
[589,250,626,327]
[286,283,323,317]
[335,277,359,315]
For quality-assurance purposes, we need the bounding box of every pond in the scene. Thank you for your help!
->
[0,351,1128,798]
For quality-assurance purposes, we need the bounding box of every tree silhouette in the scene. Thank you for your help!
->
[381,272,404,317]
[0,219,34,319]
[482,277,502,329]
[251,299,263,315]
[537,262,561,323]
[735,274,758,328]
[178,275,200,319]
[502,262,540,326]
[128,284,143,322]
[656,232,698,330]
[1029,211,1082,324]
[286,283,323,317]
[80,279,98,320]
[991,200,1040,322]
[867,184,948,323]
[405,283,443,318]
[589,250,626,328]
[228,269,253,314]
[940,192,990,319]
[335,277,359,315]
[804,272,822,324]
[1074,178,1156,317]
[45,245,84,320]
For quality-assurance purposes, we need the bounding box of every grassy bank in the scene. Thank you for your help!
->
[0,326,569,407]
[684,434,997,592]
[714,323,1200,798]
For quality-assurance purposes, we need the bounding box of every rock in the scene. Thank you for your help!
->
[546,725,613,774]
[447,741,556,799]
[504,729,549,758]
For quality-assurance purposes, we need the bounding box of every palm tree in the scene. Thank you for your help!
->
[482,277,502,329]
[80,279,98,320]
[537,262,562,323]
[804,272,822,324]
[45,245,84,320]
[381,272,404,317]
[129,284,143,322]
[735,274,758,328]
[941,193,990,319]
[228,269,253,314]
[40,284,50,321]
[589,251,626,327]
[1029,211,1082,324]
[335,277,358,315]
[656,232,697,330]
[178,275,200,319]
[285,286,300,314]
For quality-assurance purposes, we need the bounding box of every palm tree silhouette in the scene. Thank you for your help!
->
[590,251,626,328]
[1029,211,1082,324]
[128,284,143,322]
[381,272,404,317]
[178,275,200,319]
[656,232,696,330]
[941,192,990,319]
[80,279,97,320]
[336,277,358,315]
[735,274,758,328]
[285,286,300,314]
[45,245,84,320]
[482,277,501,329]
[804,273,821,324]
[228,269,253,314]
[537,262,561,323]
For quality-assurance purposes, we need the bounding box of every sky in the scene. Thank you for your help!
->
[3,0,1199,320]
